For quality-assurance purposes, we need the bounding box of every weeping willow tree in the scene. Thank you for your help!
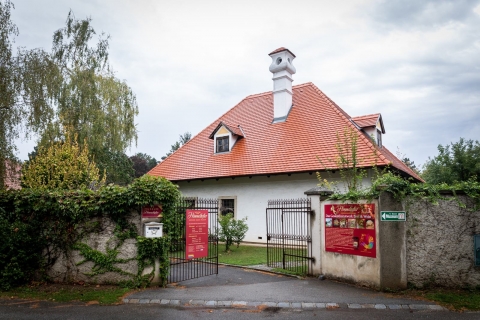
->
[0,2,138,187]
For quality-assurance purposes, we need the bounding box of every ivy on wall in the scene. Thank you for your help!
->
[0,175,180,290]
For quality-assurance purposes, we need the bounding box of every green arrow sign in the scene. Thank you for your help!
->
[381,211,406,221]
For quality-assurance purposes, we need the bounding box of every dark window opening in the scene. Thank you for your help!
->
[216,136,229,153]
[220,198,235,216]
[377,130,382,148]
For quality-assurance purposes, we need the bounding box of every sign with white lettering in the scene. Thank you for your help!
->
[381,211,406,222]
[186,209,209,259]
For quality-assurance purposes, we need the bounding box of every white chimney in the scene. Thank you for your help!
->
[268,47,296,123]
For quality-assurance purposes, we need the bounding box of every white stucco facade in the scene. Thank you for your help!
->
[176,171,376,243]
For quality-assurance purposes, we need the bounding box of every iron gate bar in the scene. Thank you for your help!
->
[266,198,313,275]
[168,198,219,283]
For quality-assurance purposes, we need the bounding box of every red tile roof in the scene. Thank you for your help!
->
[351,113,385,133]
[149,83,423,182]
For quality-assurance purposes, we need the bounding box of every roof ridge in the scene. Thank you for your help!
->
[310,84,390,166]
[351,113,380,120]
[381,146,424,182]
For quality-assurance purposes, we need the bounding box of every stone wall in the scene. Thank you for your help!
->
[47,211,142,284]
[406,194,480,288]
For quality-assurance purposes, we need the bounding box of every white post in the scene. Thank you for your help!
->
[305,188,333,276]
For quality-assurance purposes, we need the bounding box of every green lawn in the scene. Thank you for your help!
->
[217,245,267,266]
[425,289,480,311]
[393,288,480,311]
[0,284,131,305]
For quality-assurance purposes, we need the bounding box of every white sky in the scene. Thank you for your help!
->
[10,0,480,168]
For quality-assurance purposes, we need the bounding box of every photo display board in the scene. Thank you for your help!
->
[186,209,209,259]
[325,204,376,258]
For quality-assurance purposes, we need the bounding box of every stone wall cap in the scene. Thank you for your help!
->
[304,187,334,195]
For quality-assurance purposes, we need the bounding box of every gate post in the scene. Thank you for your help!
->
[305,187,333,276]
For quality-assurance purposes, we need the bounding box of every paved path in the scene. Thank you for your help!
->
[125,265,446,312]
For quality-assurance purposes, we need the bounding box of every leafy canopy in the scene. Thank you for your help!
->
[130,153,159,178]
[0,3,138,186]
[422,138,480,184]
[21,131,105,190]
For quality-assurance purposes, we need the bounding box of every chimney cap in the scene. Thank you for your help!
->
[269,47,296,58]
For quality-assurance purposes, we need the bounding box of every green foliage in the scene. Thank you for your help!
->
[130,153,158,178]
[0,0,21,186]
[317,127,370,193]
[218,245,267,266]
[96,149,134,185]
[422,138,480,184]
[21,131,105,190]
[73,242,134,277]
[0,212,45,290]
[217,213,248,252]
[0,284,131,305]
[0,5,138,187]
[0,175,180,290]
[136,237,170,287]
[161,132,191,160]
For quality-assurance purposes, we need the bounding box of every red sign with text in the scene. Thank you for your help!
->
[325,204,376,258]
[186,209,209,259]
[141,205,163,218]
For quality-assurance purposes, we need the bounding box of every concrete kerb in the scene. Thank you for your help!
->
[122,298,447,311]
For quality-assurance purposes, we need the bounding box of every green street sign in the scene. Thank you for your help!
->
[381,211,406,221]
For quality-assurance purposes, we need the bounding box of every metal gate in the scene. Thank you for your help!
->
[266,198,313,275]
[167,197,219,283]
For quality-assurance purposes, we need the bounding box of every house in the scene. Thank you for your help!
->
[148,48,422,243]
[3,160,21,190]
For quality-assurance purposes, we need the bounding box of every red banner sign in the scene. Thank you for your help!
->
[186,209,209,259]
[325,204,376,258]
[142,205,163,218]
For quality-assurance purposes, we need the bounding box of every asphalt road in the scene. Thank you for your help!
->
[1,266,479,319]
[0,300,479,320]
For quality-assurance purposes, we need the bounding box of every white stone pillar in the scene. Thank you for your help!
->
[304,187,333,276]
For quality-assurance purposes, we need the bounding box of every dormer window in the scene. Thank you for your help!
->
[216,136,229,153]
[209,121,244,154]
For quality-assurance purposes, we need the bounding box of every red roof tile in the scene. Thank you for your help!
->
[149,83,423,182]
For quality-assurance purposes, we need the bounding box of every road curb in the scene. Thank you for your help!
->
[122,298,447,311]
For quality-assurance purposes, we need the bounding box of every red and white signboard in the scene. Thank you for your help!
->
[325,204,376,258]
[186,209,209,259]
[141,205,163,218]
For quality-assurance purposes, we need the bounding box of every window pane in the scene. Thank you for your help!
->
[221,199,234,216]
[216,136,229,153]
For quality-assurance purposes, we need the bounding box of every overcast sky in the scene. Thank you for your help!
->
[10,0,480,168]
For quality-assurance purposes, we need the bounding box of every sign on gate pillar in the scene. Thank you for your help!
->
[324,204,376,258]
[186,209,209,259]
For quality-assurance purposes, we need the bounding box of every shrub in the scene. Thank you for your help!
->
[217,213,248,251]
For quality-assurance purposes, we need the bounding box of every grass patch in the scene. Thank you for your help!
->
[218,245,267,266]
[394,287,480,311]
[0,283,131,305]
[425,289,480,311]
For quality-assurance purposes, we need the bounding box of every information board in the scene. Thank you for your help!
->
[325,204,376,258]
[186,209,209,259]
